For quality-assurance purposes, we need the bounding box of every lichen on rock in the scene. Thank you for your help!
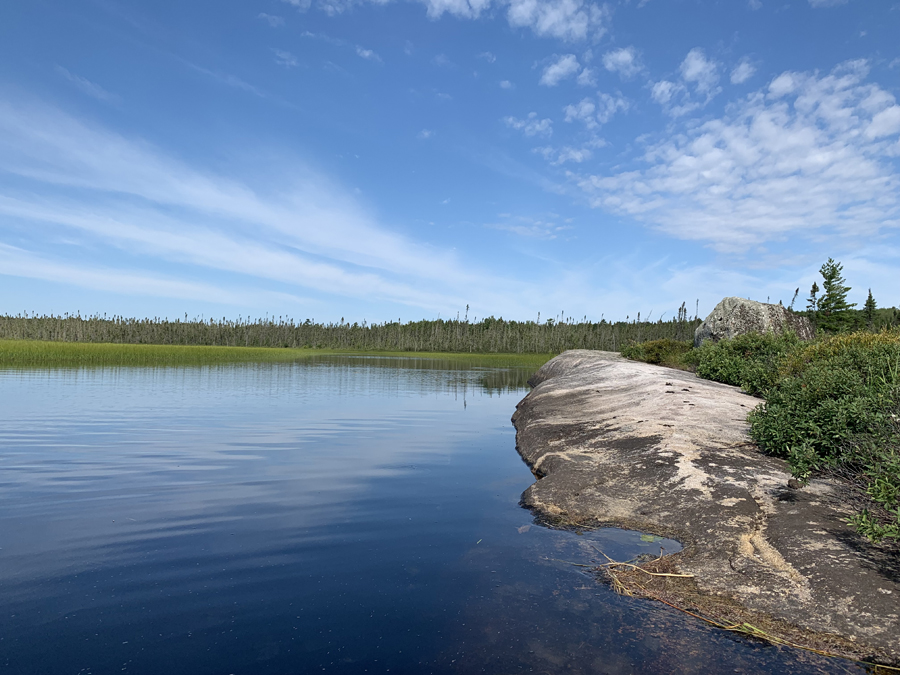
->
[694,297,814,348]
[513,350,900,665]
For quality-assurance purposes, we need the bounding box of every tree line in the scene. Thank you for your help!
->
[0,309,701,354]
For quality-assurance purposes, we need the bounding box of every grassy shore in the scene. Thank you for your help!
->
[0,339,554,369]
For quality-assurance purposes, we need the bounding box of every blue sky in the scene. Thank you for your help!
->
[1,0,898,323]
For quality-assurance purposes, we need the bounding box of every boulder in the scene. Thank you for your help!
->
[694,297,814,348]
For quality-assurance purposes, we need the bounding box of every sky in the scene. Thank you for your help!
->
[0,0,898,324]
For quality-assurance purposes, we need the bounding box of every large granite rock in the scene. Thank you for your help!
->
[694,297,814,348]
[513,350,900,664]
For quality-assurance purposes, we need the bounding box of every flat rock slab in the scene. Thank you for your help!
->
[513,350,900,662]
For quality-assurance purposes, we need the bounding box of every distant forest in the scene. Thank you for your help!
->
[1,309,701,354]
[1,302,896,355]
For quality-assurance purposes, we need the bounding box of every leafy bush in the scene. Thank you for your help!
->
[631,328,900,541]
[694,331,804,396]
[746,330,900,541]
[620,338,693,369]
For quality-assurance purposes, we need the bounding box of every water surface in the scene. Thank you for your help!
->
[0,356,862,673]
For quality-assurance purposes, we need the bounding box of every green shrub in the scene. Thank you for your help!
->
[694,332,804,396]
[746,330,900,541]
[620,338,693,369]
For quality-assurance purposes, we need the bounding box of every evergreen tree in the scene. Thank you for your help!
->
[864,289,877,329]
[806,282,819,325]
[816,258,856,332]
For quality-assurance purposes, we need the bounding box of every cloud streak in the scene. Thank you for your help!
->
[0,97,550,316]
[55,67,119,103]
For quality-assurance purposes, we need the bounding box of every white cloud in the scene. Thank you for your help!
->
[432,53,455,68]
[287,0,611,43]
[416,0,492,19]
[602,46,642,79]
[576,67,596,86]
[356,46,382,62]
[534,137,606,164]
[680,48,719,94]
[318,0,357,16]
[650,48,722,117]
[507,0,611,42]
[563,98,597,128]
[768,72,798,97]
[747,0,762,8]
[573,60,900,252]
[866,105,900,139]
[487,214,573,238]
[503,112,553,137]
[54,67,119,103]
[540,54,580,86]
[649,79,698,116]
[500,80,514,89]
[478,51,497,63]
[650,80,678,105]
[808,0,849,6]
[596,92,629,123]
[273,49,299,68]
[553,146,593,163]
[258,13,286,26]
[300,30,346,46]
[730,59,756,84]
[564,95,627,128]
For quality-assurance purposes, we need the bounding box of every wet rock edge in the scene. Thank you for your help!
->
[512,350,900,667]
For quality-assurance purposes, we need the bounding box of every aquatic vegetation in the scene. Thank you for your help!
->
[0,340,555,369]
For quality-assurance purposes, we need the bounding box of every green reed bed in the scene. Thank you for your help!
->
[0,339,555,369]
[0,340,322,367]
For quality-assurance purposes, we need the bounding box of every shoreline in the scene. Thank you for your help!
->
[512,349,900,666]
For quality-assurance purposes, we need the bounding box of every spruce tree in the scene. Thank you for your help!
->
[806,282,819,325]
[816,259,856,332]
[864,289,877,329]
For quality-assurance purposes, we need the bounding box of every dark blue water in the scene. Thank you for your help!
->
[0,356,862,674]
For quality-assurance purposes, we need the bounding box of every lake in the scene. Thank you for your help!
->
[0,356,862,673]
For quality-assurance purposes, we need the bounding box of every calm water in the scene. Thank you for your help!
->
[0,356,862,674]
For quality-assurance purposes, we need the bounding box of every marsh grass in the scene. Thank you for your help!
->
[0,339,554,369]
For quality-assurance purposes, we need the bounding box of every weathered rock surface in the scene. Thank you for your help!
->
[513,350,900,662]
[694,297,814,347]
